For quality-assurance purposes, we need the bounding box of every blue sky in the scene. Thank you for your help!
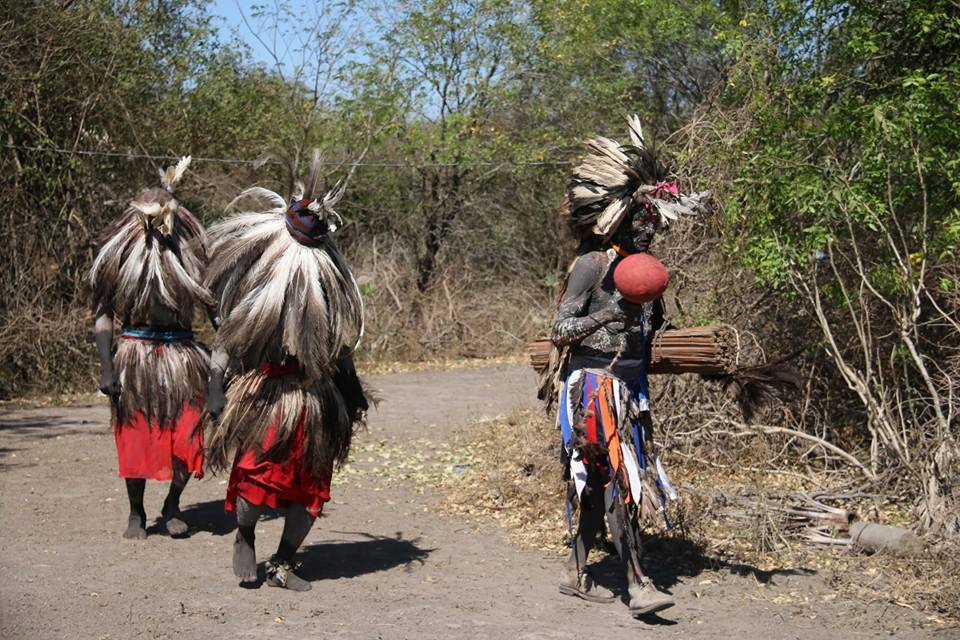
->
[206,0,377,85]
[208,0,283,69]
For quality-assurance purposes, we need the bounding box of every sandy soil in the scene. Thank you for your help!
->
[0,365,952,639]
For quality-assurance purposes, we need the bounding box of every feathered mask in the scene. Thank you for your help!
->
[131,156,192,236]
[280,150,349,246]
[565,115,709,240]
[285,185,346,246]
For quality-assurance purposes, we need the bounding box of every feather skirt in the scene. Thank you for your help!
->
[205,367,355,478]
[113,337,209,428]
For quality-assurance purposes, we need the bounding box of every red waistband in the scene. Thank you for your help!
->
[259,362,301,378]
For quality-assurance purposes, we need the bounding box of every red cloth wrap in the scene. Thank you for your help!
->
[114,403,204,480]
[224,362,332,518]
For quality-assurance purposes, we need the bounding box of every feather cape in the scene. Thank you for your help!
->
[89,187,213,327]
[204,187,363,383]
[204,184,366,475]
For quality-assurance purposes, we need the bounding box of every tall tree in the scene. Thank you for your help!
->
[367,0,524,292]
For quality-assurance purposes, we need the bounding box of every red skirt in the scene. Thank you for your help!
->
[114,403,204,481]
[224,415,332,518]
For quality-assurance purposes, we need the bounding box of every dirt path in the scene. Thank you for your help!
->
[0,365,948,639]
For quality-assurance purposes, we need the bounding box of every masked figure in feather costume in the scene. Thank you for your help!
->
[551,116,707,616]
[204,152,368,591]
[90,157,216,540]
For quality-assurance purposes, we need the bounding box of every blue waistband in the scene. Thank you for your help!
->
[121,328,194,342]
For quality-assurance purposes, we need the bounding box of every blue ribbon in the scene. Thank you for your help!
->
[121,328,193,342]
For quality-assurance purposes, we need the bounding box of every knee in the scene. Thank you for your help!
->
[235,497,263,527]
[288,504,316,526]
[171,458,190,486]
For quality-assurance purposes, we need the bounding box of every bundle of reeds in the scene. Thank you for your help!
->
[527,338,554,373]
[527,325,737,376]
[648,325,737,375]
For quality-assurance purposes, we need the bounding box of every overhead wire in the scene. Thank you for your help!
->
[2,143,574,168]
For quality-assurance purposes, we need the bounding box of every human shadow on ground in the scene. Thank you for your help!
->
[297,531,432,581]
[588,533,817,626]
[0,414,102,440]
[641,533,816,588]
[165,499,283,536]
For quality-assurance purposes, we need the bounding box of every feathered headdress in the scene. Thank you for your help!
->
[131,156,193,236]
[89,155,213,327]
[565,115,709,240]
[205,150,364,382]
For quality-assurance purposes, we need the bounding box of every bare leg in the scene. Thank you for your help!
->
[267,504,315,592]
[123,478,147,539]
[233,496,262,584]
[161,458,190,537]
[566,486,604,575]
[603,484,645,586]
[604,484,674,614]
[560,485,615,602]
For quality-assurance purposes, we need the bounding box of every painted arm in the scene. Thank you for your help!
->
[334,347,368,423]
[93,298,119,398]
[552,254,635,347]
[206,346,229,419]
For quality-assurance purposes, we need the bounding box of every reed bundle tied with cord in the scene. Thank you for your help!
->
[527,325,737,376]
[648,325,737,375]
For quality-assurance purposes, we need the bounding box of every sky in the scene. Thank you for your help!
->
[207,0,287,70]
[206,0,378,88]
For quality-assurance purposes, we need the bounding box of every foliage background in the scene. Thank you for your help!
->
[1,0,957,534]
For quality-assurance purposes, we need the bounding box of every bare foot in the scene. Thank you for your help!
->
[161,503,189,537]
[163,514,189,537]
[123,511,146,540]
[233,530,257,584]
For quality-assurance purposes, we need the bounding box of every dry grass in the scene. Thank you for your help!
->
[352,250,554,368]
[435,411,568,553]
[419,409,960,625]
[0,271,546,401]
[357,354,526,376]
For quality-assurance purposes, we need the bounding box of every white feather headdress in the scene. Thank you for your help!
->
[565,115,709,240]
[159,155,192,193]
[89,157,213,327]
[134,156,192,235]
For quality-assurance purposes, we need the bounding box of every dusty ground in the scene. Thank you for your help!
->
[0,365,953,639]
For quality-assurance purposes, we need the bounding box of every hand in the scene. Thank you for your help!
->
[600,293,645,325]
[206,386,226,420]
[617,294,646,320]
[99,370,120,398]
